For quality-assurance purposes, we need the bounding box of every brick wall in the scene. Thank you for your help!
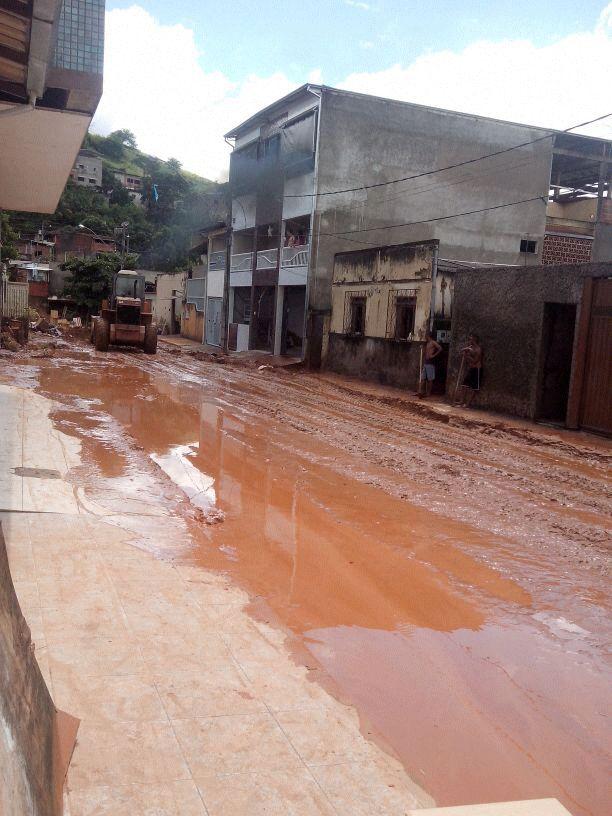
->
[542,233,593,265]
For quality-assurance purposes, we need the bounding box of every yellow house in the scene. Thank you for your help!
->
[326,240,446,389]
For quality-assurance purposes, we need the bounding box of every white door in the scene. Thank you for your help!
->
[206,297,222,346]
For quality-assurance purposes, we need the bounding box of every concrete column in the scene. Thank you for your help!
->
[273,286,284,356]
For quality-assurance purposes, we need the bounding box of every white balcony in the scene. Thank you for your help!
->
[280,245,309,286]
[209,250,226,272]
[282,245,309,268]
[256,248,278,270]
[230,252,253,273]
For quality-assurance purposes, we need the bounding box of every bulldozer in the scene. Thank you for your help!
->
[91,270,158,354]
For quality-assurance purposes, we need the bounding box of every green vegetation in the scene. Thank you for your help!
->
[0,212,19,263]
[62,252,138,315]
[5,129,221,273]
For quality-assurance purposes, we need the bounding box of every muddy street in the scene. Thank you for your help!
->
[2,341,610,815]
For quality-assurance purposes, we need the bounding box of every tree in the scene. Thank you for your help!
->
[109,129,137,149]
[0,211,19,265]
[62,252,136,315]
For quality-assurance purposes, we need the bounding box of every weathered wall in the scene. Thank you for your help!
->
[326,242,436,387]
[542,234,593,265]
[326,334,421,388]
[181,304,204,342]
[0,523,60,816]
[154,272,186,334]
[307,88,553,366]
[330,242,435,339]
[447,262,612,418]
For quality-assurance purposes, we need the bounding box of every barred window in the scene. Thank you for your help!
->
[386,288,418,340]
[343,290,368,335]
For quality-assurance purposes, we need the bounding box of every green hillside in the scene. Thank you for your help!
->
[84,130,216,195]
[5,129,223,273]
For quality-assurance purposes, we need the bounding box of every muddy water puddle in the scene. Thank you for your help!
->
[5,352,611,816]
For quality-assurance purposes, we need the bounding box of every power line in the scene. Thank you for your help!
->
[283,111,612,199]
[317,195,546,244]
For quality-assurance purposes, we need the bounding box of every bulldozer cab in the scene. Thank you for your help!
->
[113,271,145,305]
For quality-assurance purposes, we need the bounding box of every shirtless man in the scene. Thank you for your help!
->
[418,330,442,398]
[457,333,482,407]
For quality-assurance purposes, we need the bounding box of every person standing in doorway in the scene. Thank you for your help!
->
[458,333,483,407]
[418,330,442,398]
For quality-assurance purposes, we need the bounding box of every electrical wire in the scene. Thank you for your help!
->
[283,111,612,198]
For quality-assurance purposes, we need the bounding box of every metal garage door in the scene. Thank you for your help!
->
[205,297,222,347]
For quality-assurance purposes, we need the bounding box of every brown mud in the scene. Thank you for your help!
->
[1,342,610,815]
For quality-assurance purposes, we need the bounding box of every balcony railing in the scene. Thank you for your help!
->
[256,248,278,270]
[209,250,226,272]
[230,252,253,272]
[281,245,310,268]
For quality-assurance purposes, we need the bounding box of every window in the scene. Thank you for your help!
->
[89,178,96,184]
[395,297,416,340]
[350,296,367,335]
[520,239,537,254]
[77,176,85,181]
[385,288,418,339]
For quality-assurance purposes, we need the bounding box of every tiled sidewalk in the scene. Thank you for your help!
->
[0,384,433,815]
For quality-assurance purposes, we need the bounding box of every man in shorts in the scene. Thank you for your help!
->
[457,333,483,407]
[418,330,442,398]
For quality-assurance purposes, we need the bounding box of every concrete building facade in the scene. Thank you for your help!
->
[447,262,612,434]
[327,240,450,388]
[70,148,103,188]
[223,84,611,369]
[0,0,105,213]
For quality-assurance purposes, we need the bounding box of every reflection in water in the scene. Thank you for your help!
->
[151,444,216,513]
[32,359,610,816]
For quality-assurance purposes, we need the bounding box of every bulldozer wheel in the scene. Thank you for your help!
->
[94,318,110,352]
[143,322,158,355]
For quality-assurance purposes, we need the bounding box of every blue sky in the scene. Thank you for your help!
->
[96,2,612,179]
[105,0,605,85]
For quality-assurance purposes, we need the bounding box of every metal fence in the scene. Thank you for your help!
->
[0,277,29,318]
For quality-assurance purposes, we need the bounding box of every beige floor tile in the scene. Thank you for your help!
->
[67,721,190,787]
[138,630,231,676]
[53,672,167,725]
[196,768,336,816]
[22,605,45,644]
[68,781,208,816]
[36,575,115,609]
[241,662,331,713]
[12,579,40,609]
[119,593,207,636]
[156,665,265,719]
[202,603,263,634]
[311,757,435,814]
[222,631,285,664]
[173,713,302,777]
[33,643,53,691]
[47,634,148,678]
[276,708,377,767]
[6,546,36,582]
[42,601,127,642]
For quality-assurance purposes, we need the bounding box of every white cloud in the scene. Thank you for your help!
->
[92,5,297,180]
[341,3,612,140]
[93,4,612,182]
[359,40,375,50]
[345,0,371,9]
